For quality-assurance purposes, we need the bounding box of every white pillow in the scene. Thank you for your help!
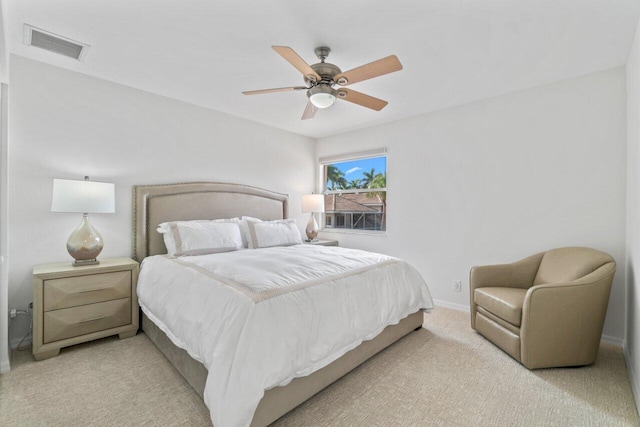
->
[157,219,242,256]
[240,216,262,248]
[247,219,303,249]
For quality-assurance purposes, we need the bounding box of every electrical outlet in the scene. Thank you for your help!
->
[453,280,462,292]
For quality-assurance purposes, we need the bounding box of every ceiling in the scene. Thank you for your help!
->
[5,0,640,138]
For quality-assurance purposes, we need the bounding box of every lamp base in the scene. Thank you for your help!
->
[67,214,104,266]
[72,258,100,267]
[305,214,319,241]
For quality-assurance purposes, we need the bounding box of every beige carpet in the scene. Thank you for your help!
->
[1,307,638,426]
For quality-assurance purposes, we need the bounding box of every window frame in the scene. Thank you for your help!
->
[319,148,387,235]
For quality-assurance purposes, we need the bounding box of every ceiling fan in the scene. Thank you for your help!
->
[242,46,403,120]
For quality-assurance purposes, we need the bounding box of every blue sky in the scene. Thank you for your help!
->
[329,156,386,186]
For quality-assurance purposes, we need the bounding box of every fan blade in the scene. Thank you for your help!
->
[337,88,388,111]
[301,101,318,120]
[272,46,322,82]
[334,55,403,86]
[242,86,306,95]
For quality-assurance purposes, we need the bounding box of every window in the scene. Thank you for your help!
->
[321,151,387,232]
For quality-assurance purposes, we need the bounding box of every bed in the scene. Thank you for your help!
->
[133,182,434,426]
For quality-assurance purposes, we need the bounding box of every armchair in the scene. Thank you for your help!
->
[470,247,615,369]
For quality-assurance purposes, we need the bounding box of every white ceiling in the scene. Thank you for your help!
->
[5,0,640,138]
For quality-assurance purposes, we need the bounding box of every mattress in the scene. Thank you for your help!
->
[137,244,434,427]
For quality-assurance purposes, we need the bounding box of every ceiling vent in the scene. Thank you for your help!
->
[23,24,90,61]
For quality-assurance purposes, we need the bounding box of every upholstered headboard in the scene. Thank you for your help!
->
[132,182,289,261]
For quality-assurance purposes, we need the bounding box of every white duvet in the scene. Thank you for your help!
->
[137,244,434,427]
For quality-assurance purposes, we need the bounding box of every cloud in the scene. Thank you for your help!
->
[345,167,361,175]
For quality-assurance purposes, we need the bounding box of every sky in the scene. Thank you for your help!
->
[328,156,386,187]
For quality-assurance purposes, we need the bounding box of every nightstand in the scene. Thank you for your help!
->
[32,257,139,361]
[304,239,339,247]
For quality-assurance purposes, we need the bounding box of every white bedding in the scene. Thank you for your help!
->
[137,244,434,427]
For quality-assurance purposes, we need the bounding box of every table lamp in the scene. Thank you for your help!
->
[302,194,325,242]
[51,176,115,266]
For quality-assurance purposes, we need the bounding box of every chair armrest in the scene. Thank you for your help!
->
[469,252,544,329]
[520,261,616,369]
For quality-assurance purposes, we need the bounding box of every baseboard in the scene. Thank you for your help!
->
[0,358,9,373]
[433,299,469,312]
[623,344,640,417]
[601,334,624,347]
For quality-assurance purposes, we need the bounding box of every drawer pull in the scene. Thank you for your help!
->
[79,316,105,323]
[77,287,107,294]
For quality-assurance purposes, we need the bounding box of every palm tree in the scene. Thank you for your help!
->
[361,168,377,189]
[369,172,386,192]
[326,165,346,190]
[367,172,386,230]
[346,179,361,189]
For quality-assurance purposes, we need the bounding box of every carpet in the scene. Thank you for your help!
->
[1,307,637,426]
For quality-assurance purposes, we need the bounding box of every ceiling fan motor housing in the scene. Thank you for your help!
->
[305,62,341,86]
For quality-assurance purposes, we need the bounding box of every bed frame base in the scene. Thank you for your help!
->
[142,311,424,426]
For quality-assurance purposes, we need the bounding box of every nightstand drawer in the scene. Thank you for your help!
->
[43,298,131,343]
[44,271,131,311]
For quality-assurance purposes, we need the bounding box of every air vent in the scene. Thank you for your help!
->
[23,25,90,61]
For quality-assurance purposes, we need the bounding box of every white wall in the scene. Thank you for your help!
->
[6,55,316,346]
[626,19,640,413]
[318,67,627,340]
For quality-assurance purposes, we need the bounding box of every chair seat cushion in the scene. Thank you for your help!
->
[474,287,527,327]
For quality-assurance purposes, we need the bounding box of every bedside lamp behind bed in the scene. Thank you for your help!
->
[301,193,325,242]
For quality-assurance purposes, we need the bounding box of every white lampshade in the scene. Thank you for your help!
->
[51,178,115,213]
[302,194,325,213]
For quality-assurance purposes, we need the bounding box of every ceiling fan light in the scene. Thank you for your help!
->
[308,85,337,109]
[310,92,336,109]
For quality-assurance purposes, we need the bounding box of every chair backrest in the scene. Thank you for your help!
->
[533,247,614,286]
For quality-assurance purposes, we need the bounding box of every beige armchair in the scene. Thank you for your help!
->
[470,247,615,369]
